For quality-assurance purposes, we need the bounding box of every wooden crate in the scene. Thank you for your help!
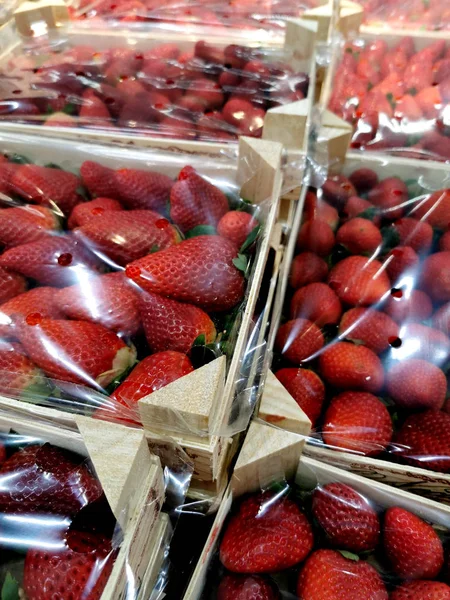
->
[0,409,169,600]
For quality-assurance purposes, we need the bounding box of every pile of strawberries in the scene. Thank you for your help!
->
[0,40,308,141]
[0,152,259,423]
[274,165,450,473]
[329,37,450,160]
[213,480,450,599]
[0,435,116,600]
[360,0,450,31]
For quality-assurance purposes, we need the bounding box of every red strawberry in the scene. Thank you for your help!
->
[328,256,391,306]
[392,323,450,366]
[421,252,450,301]
[440,230,450,251]
[297,219,335,256]
[56,272,141,337]
[0,341,44,397]
[217,574,279,600]
[359,90,394,118]
[349,168,379,193]
[339,308,399,354]
[323,391,392,456]
[289,252,328,289]
[434,301,450,335]
[0,267,27,304]
[380,50,408,78]
[23,529,114,600]
[322,175,357,210]
[371,72,405,99]
[16,318,136,388]
[336,218,382,254]
[412,189,450,229]
[75,210,179,266]
[0,161,18,196]
[391,581,450,600]
[319,342,384,392]
[394,94,423,120]
[126,236,244,312]
[0,287,64,338]
[342,196,381,225]
[170,166,229,233]
[186,78,224,111]
[385,246,419,283]
[290,283,342,326]
[404,59,434,92]
[115,168,173,212]
[384,507,443,579]
[0,235,99,287]
[0,205,59,248]
[304,192,339,230]
[384,289,432,323]
[217,211,258,248]
[392,217,433,253]
[222,99,265,137]
[79,88,111,125]
[275,368,325,426]
[416,85,443,118]
[368,177,408,220]
[312,482,380,551]
[297,549,388,600]
[10,165,83,216]
[275,319,324,364]
[394,410,450,472]
[80,161,118,199]
[68,197,123,229]
[0,443,102,514]
[220,491,313,573]
[386,359,446,410]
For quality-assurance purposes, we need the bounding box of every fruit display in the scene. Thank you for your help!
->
[359,0,450,32]
[327,36,450,161]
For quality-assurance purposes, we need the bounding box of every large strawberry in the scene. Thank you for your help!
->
[0,235,100,287]
[75,209,179,266]
[275,368,325,427]
[336,217,382,254]
[140,291,216,353]
[275,319,324,364]
[0,267,27,304]
[0,287,64,338]
[297,219,335,257]
[391,581,450,600]
[56,272,141,337]
[16,318,136,388]
[289,252,328,289]
[217,574,279,600]
[10,164,83,216]
[115,168,174,212]
[170,166,229,233]
[0,341,44,397]
[412,189,450,229]
[319,342,384,392]
[384,507,444,579]
[68,197,123,229]
[297,549,388,600]
[386,359,446,410]
[421,252,450,302]
[290,283,342,327]
[312,482,380,552]
[126,235,245,312]
[220,491,313,573]
[0,205,59,248]
[328,256,390,306]
[339,308,399,354]
[80,161,118,199]
[0,443,102,514]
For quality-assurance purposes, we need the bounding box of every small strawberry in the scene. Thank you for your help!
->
[170,166,229,233]
[392,217,433,253]
[323,391,392,456]
[275,368,325,426]
[328,256,391,306]
[0,205,59,248]
[319,342,384,392]
[115,168,174,212]
[421,251,450,301]
[411,189,450,229]
[289,252,328,289]
[217,574,279,600]
[68,197,123,229]
[385,246,419,283]
[440,230,450,251]
[312,482,380,552]
[297,549,388,600]
[297,219,335,256]
[322,175,357,210]
[336,218,382,254]
[79,88,111,125]
[220,491,313,573]
[368,177,408,220]
[391,581,450,600]
[275,319,324,364]
[80,161,118,199]
[391,323,450,366]
[339,307,399,354]
[217,211,258,248]
[384,289,432,323]
[0,287,64,338]
[0,267,27,304]
[126,236,244,312]
[17,318,136,388]
[290,283,342,326]
[348,168,379,193]
[387,359,446,410]
[342,196,381,225]
[384,507,444,579]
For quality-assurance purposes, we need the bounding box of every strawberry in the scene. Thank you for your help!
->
[126,236,244,312]
[290,283,342,326]
[217,574,279,600]
[339,307,399,354]
[186,78,224,111]
[328,256,391,306]
[79,88,111,125]
[312,482,380,552]
[0,161,18,196]
[387,359,446,410]
[322,175,357,209]
[440,230,450,251]
[392,323,450,366]
[297,549,388,600]
[371,72,405,99]
[392,217,433,253]
[56,272,141,337]
[0,267,27,304]
[336,218,382,254]
[368,177,408,220]
[0,205,59,248]
[115,168,174,212]
[384,507,443,579]
[75,209,179,266]
[385,246,419,283]
[319,342,384,392]
[434,301,450,335]
[10,164,83,216]
[0,235,99,287]
[403,59,434,92]
[342,196,381,225]
[222,99,266,137]
[275,319,324,364]
[434,59,450,84]
[289,252,328,289]
[394,94,423,120]
[68,197,123,229]
[412,189,450,229]
[304,192,339,230]
[217,211,258,248]
[297,219,335,256]
[23,529,114,600]
[220,491,313,573]
[359,90,394,119]
[170,166,229,233]
[415,85,443,119]
[394,410,450,472]
[349,168,379,193]
[0,287,64,338]
[17,318,136,388]
[391,581,450,600]
[80,161,118,199]
[275,368,325,426]
[0,442,102,514]
[421,251,450,301]
[384,289,432,323]
[0,341,44,397]
[380,50,408,78]
[323,391,392,456]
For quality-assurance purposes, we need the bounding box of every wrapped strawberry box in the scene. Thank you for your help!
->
[357,0,450,33]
